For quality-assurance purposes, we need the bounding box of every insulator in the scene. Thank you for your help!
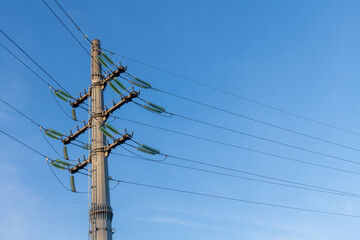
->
[141,144,160,154]
[54,91,68,102]
[142,105,163,114]
[113,78,127,91]
[71,108,77,121]
[100,126,113,139]
[147,102,165,112]
[57,89,72,99]
[134,77,151,88]
[102,52,115,65]
[70,175,76,192]
[56,159,72,167]
[97,55,108,68]
[136,147,156,155]
[45,130,59,140]
[48,129,63,137]
[50,161,66,170]
[105,123,120,134]
[63,146,69,160]
[108,81,121,94]
[130,80,150,89]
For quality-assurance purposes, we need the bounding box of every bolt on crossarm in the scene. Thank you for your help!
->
[90,39,113,240]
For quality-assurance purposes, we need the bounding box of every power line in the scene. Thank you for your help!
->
[113,151,360,198]
[109,49,360,136]
[46,159,87,194]
[0,97,88,155]
[0,129,48,158]
[114,116,360,166]
[166,111,360,159]
[52,0,91,43]
[0,32,91,113]
[0,42,51,88]
[0,98,42,128]
[0,29,72,96]
[137,86,360,153]
[0,125,84,194]
[121,143,360,196]
[40,0,90,56]
[103,48,360,137]
[136,95,360,160]
[117,179,360,219]
[41,1,106,76]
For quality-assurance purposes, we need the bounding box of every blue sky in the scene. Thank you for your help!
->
[2,0,360,239]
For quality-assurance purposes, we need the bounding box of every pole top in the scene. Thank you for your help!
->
[92,39,100,45]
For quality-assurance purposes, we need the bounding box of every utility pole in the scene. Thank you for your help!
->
[89,39,113,240]
[61,38,138,240]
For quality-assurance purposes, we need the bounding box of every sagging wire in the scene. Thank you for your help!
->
[0,129,83,193]
[50,87,81,122]
[46,158,87,194]
[40,128,77,163]
[0,41,84,122]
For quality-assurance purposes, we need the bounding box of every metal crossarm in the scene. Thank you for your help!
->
[70,90,90,108]
[69,158,90,174]
[102,65,127,89]
[103,91,139,121]
[105,133,132,157]
[62,121,90,145]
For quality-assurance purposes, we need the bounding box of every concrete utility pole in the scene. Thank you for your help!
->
[63,38,135,239]
[90,39,113,240]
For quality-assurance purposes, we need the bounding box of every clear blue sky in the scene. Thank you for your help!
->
[1,0,360,239]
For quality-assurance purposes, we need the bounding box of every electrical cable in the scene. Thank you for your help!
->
[0,40,90,116]
[0,29,73,96]
[46,159,87,194]
[52,0,92,43]
[124,72,360,153]
[156,88,360,152]
[169,112,360,158]
[122,143,360,197]
[114,116,360,166]
[0,97,89,157]
[40,1,108,76]
[117,179,360,219]
[103,48,360,137]
[0,42,51,88]
[50,87,81,122]
[40,0,90,56]
[134,95,360,158]
[0,129,49,158]
[0,98,42,128]
[112,150,360,198]
[0,128,85,194]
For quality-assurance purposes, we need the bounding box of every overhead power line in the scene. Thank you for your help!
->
[0,129,49,158]
[103,48,360,137]
[0,32,90,115]
[40,0,90,55]
[0,98,42,128]
[166,111,360,157]
[0,129,85,193]
[121,143,360,197]
[114,116,360,166]
[138,86,360,153]
[0,42,51,88]
[0,29,72,96]
[117,179,360,219]
[52,0,91,43]
[113,151,360,198]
